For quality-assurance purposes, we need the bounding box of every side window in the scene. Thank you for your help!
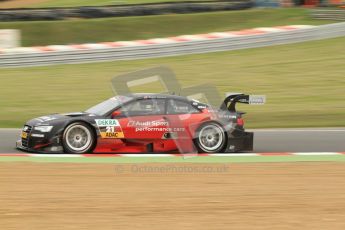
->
[167,99,200,114]
[121,98,165,116]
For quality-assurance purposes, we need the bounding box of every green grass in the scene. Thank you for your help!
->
[0,155,344,163]
[0,37,344,128]
[0,8,336,46]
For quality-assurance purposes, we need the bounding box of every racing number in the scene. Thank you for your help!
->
[106,126,115,133]
[96,119,124,139]
[104,126,122,138]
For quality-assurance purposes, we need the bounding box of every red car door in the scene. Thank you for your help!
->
[113,98,168,140]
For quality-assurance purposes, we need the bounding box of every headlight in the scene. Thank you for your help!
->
[34,126,53,132]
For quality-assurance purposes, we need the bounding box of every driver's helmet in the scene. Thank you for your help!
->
[140,100,154,112]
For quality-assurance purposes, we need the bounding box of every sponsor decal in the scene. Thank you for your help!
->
[96,119,120,127]
[239,98,249,103]
[163,132,179,139]
[135,127,185,132]
[126,119,185,133]
[21,132,28,139]
[219,114,237,119]
[95,119,124,139]
[127,120,169,127]
[249,95,266,105]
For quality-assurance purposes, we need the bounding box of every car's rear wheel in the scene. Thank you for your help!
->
[62,122,95,154]
[195,122,226,153]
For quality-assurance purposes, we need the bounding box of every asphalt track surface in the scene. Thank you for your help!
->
[0,128,344,154]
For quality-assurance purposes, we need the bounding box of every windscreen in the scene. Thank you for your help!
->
[85,96,132,116]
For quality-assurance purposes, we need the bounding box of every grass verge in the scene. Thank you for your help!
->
[0,8,336,46]
[0,37,344,128]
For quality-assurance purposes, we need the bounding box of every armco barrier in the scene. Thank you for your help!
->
[311,9,345,21]
[0,22,344,68]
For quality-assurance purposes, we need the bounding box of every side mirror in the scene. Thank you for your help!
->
[111,110,122,118]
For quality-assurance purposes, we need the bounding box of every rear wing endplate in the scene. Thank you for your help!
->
[220,93,266,112]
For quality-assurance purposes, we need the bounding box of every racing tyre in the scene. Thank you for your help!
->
[62,122,96,154]
[195,122,226,153]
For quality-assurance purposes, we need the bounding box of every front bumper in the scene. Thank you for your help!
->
[225,131,253,152]
[16,139,34,152]
[16,139,64,154]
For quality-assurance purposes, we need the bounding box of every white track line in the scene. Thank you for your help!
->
[118,154,173,157]
[292,152,341,156]
[28,154,82,157]
[211,153,259,157]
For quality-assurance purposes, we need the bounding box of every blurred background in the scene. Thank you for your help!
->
[0,0,344,128]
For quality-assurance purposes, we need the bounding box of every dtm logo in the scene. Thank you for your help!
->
[95,119,124,139]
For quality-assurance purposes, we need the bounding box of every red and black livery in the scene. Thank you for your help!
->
[17,93,261,154]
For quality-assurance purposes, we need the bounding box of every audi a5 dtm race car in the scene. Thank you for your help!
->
[16,93,264,154]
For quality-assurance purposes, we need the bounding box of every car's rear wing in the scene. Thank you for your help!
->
[220,93,266,112]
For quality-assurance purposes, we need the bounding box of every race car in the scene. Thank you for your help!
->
[16,93,263,154]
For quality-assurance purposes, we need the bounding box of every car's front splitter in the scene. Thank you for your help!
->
[16,139,64,154]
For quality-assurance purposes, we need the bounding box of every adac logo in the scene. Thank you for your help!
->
[100,131,124,139]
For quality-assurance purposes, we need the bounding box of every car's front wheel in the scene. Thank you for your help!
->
[62,122,95,154]
[195,122,226,153]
